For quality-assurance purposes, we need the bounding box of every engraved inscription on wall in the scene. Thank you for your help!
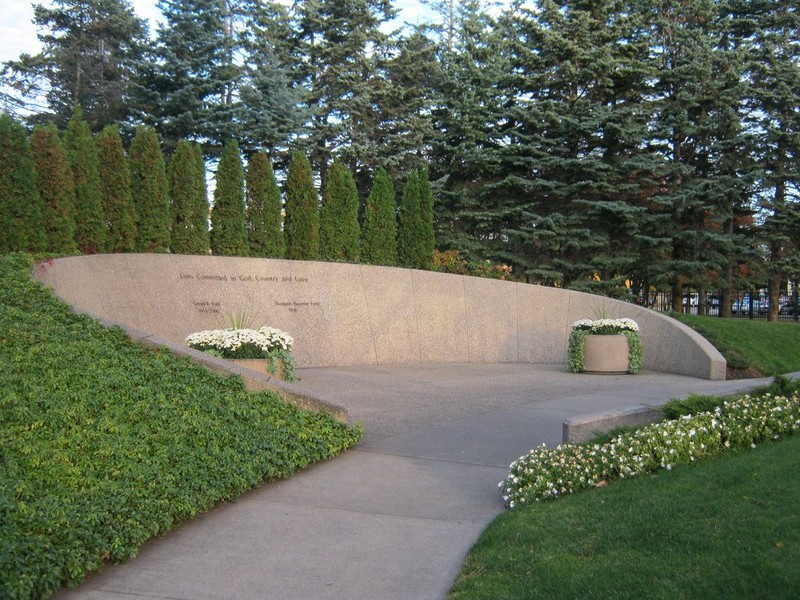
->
[180,271,322,315]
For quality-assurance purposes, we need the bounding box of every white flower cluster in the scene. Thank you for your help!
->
[186,326,294,354]
[571,317,640,334]
[499,391,800,508]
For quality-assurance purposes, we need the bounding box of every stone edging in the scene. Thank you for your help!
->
[76,309,350,423]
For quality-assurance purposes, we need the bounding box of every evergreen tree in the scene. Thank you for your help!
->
[245,151,284,258]
[3,0,149,130]
[361,168,397,265]
[96,124,136,253]
[320,159,360,262]
[398,168,430,269]
[0,114,46,253]
[169,139,210,254]
[235,0,304,156]
[418,164,435,267]
[63,105,106,253]
[29,123,79,254]
[284,150,319,260]
[291,0,397,181]
[129,125,170,252]
[210,140,248,256]
[741,0,800,320]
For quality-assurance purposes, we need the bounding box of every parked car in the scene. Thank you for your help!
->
[731,298,767,315]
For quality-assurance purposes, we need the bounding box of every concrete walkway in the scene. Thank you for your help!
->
[55,364,772,600]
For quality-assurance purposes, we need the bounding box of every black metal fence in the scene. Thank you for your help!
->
[649,290,800,322]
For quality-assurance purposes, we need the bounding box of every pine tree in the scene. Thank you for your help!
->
[210,140,248,256]
[169,139,210,254]
[96,125,136,253]
[29,123,79,254]
[320,159,360,262]
[63,105,106,254]
[246,151,284,258]
[129,125,170,253]
[291,0,397,181]
[284,150,319,260]
[0,114,46,253]
[361,168,397,265]
[3,0,149,130]
[397,168,430,269]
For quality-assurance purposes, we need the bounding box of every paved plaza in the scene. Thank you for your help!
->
[55,364,771,600]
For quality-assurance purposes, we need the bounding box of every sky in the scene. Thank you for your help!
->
[0,0,437,65]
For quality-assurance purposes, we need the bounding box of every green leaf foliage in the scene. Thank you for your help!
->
[62,105,106,254]
[29,123,79,255]
[246,151,284,258]
[169,140,210,255]
[284,150,319,260]
[210,140,248,256]
[320,159,360,262]
[361,168,397,266]
[96,124,136,253]
[129,125,170,253]
[0,114,47,254]
[0,253,362,599]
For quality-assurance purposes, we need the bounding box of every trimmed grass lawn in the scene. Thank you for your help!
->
[450,314,800,599]
[449,435,800,600]
[676,314,800,376]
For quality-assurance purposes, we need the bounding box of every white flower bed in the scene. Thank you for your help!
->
[186,326,294,356]
[500,392,800,508]
[571,317,640,334]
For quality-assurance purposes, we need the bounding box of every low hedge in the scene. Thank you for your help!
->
[0,253,363,599]
[500,389,800,508]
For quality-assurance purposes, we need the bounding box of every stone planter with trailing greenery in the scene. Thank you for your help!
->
[567,318,642,374]
[186,325,297,381]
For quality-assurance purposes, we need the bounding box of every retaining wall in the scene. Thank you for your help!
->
[33,254,726,380]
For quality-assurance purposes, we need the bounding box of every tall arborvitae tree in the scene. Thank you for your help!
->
[398,168,430,269]
[210,140,248,256]
[29,123,79,254]
[320,159,360,262]
[169,139,210,254]
[246,151,284,257]
[129,125,170,252]
[284,150,319,260]
[361,168,397,265]
[96,124,136,253]
[3,0,149,130]
[0,114,46,253]
[63,105,106,254]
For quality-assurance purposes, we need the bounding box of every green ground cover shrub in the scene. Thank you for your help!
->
[0,253,362,599]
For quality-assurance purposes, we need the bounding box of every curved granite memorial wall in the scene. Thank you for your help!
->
[33,254,726,380]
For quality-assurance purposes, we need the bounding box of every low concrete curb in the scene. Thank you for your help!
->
[74,308,350,423]
[563,405,665,444]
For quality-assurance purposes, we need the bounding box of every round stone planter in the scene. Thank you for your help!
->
[582,334,629,374]
[228,358,285,380]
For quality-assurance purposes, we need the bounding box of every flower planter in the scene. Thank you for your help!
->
[229,358,285,380]
[582,334,630,374]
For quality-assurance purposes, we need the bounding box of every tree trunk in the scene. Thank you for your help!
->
[768,274,781,322]
[671,280,683,312]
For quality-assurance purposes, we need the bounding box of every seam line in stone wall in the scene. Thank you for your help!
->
[463,275,471,362]
[411,271,422,362]
[358,266,380,365]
